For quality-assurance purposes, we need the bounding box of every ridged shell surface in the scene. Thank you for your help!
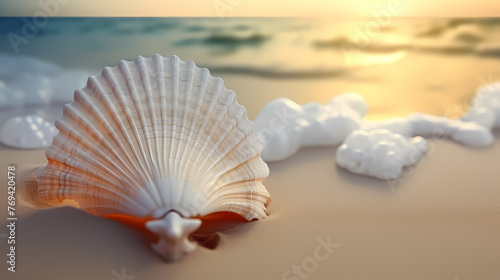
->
[36,55,270,223]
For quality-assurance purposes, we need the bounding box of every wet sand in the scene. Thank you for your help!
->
[1,75,500,280]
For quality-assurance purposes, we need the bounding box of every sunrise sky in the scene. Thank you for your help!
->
[1,0,500,17]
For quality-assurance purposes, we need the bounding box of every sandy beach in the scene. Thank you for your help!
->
[1,17,500,280]
[1,74,499,280]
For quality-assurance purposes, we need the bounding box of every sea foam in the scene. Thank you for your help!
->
[0,55,88,108]
[253,93,367,161]
[255,84,499,179]
[0,115,57,149]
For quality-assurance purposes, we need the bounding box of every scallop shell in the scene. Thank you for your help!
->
[33,54,270,261]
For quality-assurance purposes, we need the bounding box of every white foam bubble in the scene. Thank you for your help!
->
[462,82,500,129]
[336,129,427,180]
[0,55,88,108]
[0,115,57,149]
[362,113,494,147]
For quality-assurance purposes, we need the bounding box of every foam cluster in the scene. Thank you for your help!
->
[253,93,368,161]
[255,84,500,180]
[461,82,500,129]
[336,129,427,180]
[362,113,494,147]
[0,55,88,108]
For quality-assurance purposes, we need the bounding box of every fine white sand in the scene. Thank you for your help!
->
[1,74,500,280]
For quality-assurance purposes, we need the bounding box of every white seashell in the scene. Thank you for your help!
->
[30,54,270,261]
[336,129,427,180]
[0,115,57,149]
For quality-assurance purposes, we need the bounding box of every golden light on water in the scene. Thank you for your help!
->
[352,51,406,66]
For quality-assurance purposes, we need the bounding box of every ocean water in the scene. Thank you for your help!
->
[1,17,500,72]
[1,17,500,119]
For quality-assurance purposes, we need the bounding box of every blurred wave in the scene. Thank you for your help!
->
[315,37,485,56]
[315,18,500,58]
[0,54,88,108]
[0,17,499,80]
[416,18,500,37]
[204,66,345,79]
[175,33,268,47]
